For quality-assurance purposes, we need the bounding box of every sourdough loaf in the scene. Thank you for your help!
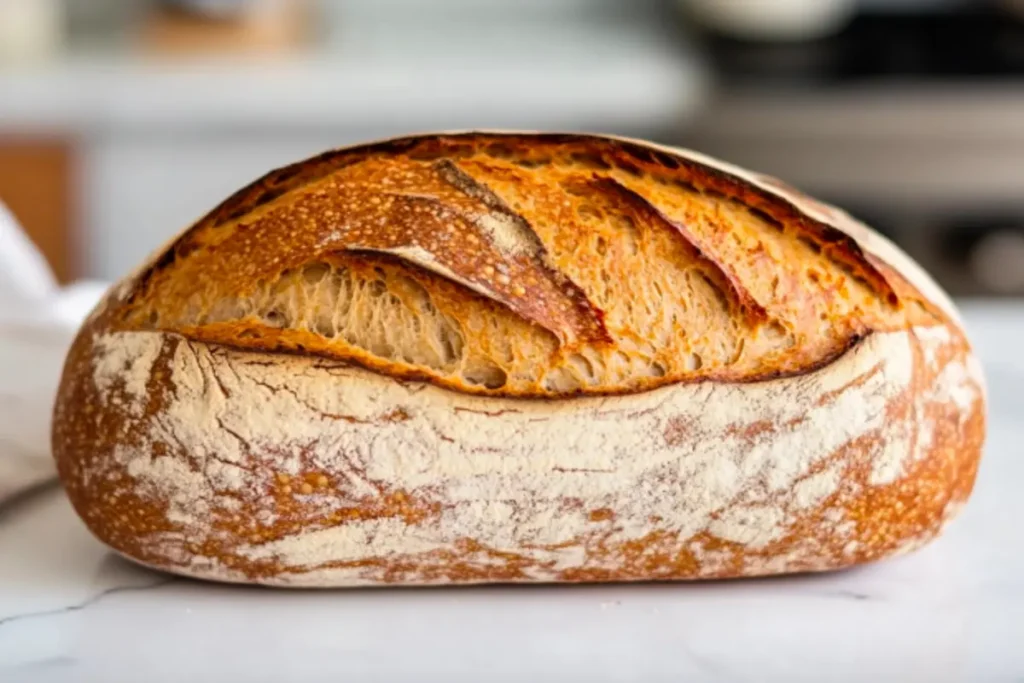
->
[52,132,986,586]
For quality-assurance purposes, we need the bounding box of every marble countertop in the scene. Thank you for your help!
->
[1,302,1021,683]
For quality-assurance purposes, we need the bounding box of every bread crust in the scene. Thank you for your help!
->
[52,132,986,586]
[112,131,948,397]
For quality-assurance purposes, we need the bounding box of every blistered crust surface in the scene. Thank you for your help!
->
[113,133,945,397]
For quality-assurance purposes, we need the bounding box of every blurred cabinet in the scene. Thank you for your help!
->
[0,138,74,282]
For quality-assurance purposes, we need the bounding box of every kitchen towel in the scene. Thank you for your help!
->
[0,202,107,504]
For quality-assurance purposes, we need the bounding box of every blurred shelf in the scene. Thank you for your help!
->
[682,84,1024,298]
[0,16,707,135]
[0,8,708,280]
[683,84,1024,214]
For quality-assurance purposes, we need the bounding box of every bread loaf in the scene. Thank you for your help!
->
[52,132,986,586]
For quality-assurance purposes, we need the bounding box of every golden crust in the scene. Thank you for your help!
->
[111,132,943,397]
[51,132,986,586]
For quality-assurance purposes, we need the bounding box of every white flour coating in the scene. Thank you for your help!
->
[865,328,915,486]
[473,213,536,257]
[792,461,847,511]
[689,544,734,576]
[915,323,988,408]
[931,356,985,413]
[869,327,986,486]
[915,325,951,366]
[88,324,982,585]
[92,332,162,412]
[707,506,787,548]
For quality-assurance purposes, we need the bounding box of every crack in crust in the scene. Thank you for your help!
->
[114,132,946,398]
[586,175,768,325]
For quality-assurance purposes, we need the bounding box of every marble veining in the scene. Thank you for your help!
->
[0,304,1021,682]
[0,578,175,629]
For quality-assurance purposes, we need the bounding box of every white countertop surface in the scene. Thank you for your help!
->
[0,302,1021,683]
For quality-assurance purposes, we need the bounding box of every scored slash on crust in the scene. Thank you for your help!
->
[114,132,946,397]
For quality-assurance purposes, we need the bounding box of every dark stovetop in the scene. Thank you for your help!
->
[699,9,1024,87]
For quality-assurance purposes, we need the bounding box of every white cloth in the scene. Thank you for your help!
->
[0,202,108,503]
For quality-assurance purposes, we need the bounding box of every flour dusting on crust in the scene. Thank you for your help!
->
[92,332,162,410]
[76,323,984,586]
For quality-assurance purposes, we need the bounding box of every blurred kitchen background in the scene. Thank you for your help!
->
[1,0,1023,297]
